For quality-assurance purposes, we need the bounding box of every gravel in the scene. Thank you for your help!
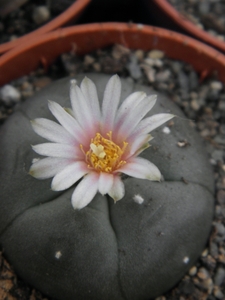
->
[0,44,225,300]
[0,0,73,44]
[168,0,225,41]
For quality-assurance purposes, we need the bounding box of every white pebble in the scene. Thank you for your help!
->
[0,85,21,105]
[162,126,170,134]
[32,6,50,25]
[183,256,189,264]
[133,194,144,204]
[55,251,62,259]
[148,50,164,59]
[210,81,223,91]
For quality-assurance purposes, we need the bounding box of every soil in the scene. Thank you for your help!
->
[167,0,225,41]
[0,44,225,300]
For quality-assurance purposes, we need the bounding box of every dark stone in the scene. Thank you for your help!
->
[0,74,214,300]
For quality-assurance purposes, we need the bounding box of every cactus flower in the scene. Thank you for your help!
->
[30,75,174,209]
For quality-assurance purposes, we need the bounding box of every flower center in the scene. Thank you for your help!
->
[82,132,128,173]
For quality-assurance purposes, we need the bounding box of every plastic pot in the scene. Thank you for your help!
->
[0,0,91,55]
[1,22,225,86]
[146,0,225,54]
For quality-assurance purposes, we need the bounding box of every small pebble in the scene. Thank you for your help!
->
[141,65,155,83]
[197,267,210,280]
[162,127,171,134]
[183,256,189,264]
[217,190,225,205]
[191,99,200,111]
[0,85,21,105]
[55,251,62,259]
[210,81,223,91]
[209,242,219,258]
[127,55,142,80]
[214,267,225,286]
[93,62,101,72]
[84,55,95,66]
[32,6,50,25]
[134,50,144,61]
[148,50,164,59]
[143,58,163,67]
[202,249,208,257]
[112,44,130,60]
[213,286,224,299]
[155,70,171,82]
[213,222,225,236]
[189,266,197,276]
[133,194,144,204]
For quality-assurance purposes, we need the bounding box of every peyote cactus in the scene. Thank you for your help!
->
[0,74,214,300]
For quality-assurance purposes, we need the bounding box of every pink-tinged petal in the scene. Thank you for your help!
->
[108,176,125,202]
[117,95,157,140]
[126,134,153,157]
[114,91,146,130]
[71,172,99,210]
[32,143,81,159]
[101,75,121,134]
[29,157,71,179]
[70,80,97,136]
[133,113,175,136]
[48,100,85,143]
[98,172,114,195]
[80,77,101,121]
[51,161,88,191]
[118,157,161,181]
[31,118,74,144]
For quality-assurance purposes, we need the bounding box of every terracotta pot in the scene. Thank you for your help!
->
[0,22,225,87]
[0,0,91,55]
[146,0,225,54]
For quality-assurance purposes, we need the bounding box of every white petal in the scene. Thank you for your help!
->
[31,118,74,144]
[101,75,121,134]
[133,113,174,135]
[115,91,146,129]
[29,157,71,179]
[51,161,88,191]
[80,77,101,121]
[108,176,125,202]
[48,100,85,142]
[32,143,80,159]
[127,134,153,157]
[98,172,114,195]
[117,95,157,139]
[70,81,97,135]
[118,157,161,181]
[71,172,99,210]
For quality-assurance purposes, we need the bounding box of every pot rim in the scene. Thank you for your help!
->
[1,22,225,86]
[150,0,225,53]
[0,0,91,55]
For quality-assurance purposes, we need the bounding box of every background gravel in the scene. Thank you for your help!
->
[168,0,225,41]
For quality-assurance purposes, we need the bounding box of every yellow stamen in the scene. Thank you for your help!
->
[83,132,128,173]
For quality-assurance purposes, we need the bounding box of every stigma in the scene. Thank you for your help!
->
[90,143,106,159]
